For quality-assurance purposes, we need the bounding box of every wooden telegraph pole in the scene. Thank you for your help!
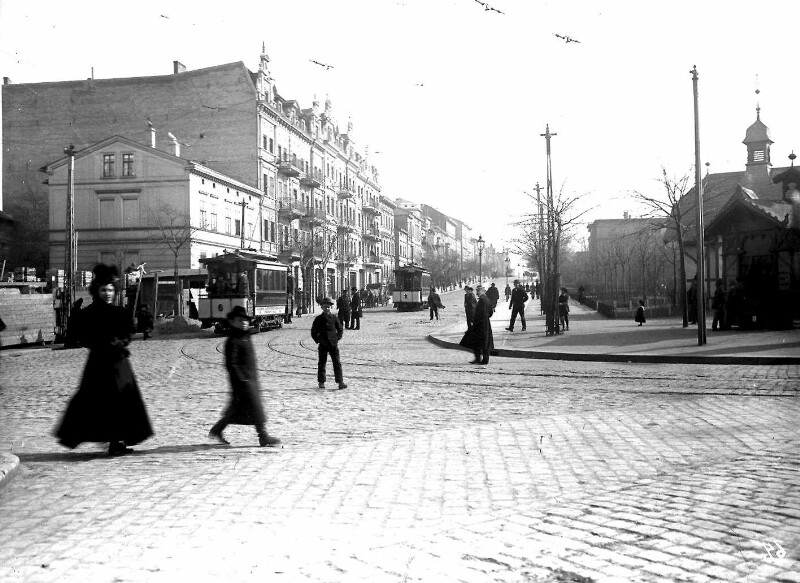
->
[62,145,76,341]
[690,66,707,345]
[540,126,558,335]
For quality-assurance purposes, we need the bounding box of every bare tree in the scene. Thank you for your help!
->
[149,199,196,316]
[631,167,695,326]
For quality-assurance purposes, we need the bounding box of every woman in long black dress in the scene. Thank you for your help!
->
[55,264,153,456]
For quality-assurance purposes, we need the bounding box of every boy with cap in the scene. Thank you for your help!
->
[311,297,347,390]
[209,305,280,447]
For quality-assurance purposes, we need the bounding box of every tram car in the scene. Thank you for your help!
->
[198,250,288,332]
[392,264,432,311]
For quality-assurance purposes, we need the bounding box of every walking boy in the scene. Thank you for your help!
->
[209,306,280,447]
[312,297,347,390]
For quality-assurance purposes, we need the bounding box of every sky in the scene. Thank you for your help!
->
[2,0,800,260]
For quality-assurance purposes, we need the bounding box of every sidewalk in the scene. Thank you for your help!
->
[430,292,800,364]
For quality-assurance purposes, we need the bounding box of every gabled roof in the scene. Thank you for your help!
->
[705,185,792,236]
[40,135,186,173]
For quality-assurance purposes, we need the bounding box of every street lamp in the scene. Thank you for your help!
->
[477,235,485,282]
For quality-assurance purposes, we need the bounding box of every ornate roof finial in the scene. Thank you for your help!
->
[755,73,761,118]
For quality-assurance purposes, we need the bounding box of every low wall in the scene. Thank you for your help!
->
[0,290,56,347]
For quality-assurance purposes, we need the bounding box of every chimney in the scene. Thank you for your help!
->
[3,77,10,85]
[148,122,156,148]
[167,132,180,157]
[173,61,186,74]
[623,211,630,219]
[788,188,800,229]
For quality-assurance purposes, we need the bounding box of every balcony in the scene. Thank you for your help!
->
[278,240,302,262]
[362,200,380,215]
[277,160,301,177]
[277,197,305,220]
[337,187,354,200]
[361,225,380,241]
[337,217,358,233]
[300,169,323,189]
[363,253,382,267]
[300,207,326,226]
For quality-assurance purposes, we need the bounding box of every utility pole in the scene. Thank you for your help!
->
[540,125,558,335]
[691,66,707,345]
[237,199,247,249]
[62,145,76,342]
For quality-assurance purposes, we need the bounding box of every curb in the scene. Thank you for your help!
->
[426,334,800,366]
[0,452,20,492]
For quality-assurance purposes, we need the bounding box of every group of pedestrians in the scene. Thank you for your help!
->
[55,263,282,457]
[335,287,363,331]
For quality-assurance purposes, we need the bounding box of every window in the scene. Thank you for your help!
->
[269,138,274,153]
[122,197,139,227]
[102,154,115,178]
[122,153,135,177]
[99,198,116,228]
[263,173,268,192]
[263,135,268,149]
[200,208,208,229]
[235,219,241,236]
[210,213,218,231]
[226,216,232,234]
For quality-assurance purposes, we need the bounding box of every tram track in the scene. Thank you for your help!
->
[176,337,796,396]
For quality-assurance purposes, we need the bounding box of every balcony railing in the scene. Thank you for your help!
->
[300,208,326,225]
[300,169,323,188]
[277,197,305,220]
[277,159,302,177]
[278,240,302,259]
[337,217,358,232]
[363,253,382,266]
[362,200,380,214]
[337,187,354,200]
[361,225,380,240]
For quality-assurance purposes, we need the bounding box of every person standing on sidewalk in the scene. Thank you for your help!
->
[486,283,500,314]
[428,286,443,321]
[635,300,647,326]
[55,264,154,456]
[504,283,512,302]
[505,279,529,332]
[349,287,362,330]
[558,287,571,331]
[460,284,494,364]
[209,306,280,447]
[711,279,726,331]
[464,286,477,329]
[336,288,351,329]
[311,297,347,390]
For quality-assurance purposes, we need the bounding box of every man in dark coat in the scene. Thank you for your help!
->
[459,284,494,364]
[136,303,154,339]
[486,283,500,313]
[427,286,443,321]
[336,289,351,329]
[349,287,362,330]
[464,286,477,329]
[311,297,347,390]
[209,306,280,447]
[55,264,153,456]
[505,279,529,332]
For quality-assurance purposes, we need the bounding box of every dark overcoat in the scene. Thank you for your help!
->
[350,294,363,318]
[635,306,647,323]
[55,300,153,448]
[464,293,477,325]
[460,295,494,352]
[311,311,343,347]
[222,327,267,425]
[485,285,500,311]
[336,295,351,318]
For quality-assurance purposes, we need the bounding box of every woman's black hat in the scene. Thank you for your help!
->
[91,263,119,287]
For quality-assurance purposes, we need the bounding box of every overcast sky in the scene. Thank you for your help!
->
[2,0,799,256]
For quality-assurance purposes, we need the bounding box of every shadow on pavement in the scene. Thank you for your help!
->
[16,443,256,463]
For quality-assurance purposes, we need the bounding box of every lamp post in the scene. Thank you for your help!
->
[505,253,510,287]
[477,235,485,282]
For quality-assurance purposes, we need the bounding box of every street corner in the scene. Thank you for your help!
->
[0,451,21,491]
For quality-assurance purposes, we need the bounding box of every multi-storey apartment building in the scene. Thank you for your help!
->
[3,47,381,298]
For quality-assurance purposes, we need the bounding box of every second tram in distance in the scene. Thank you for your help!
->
[392,264,431,311]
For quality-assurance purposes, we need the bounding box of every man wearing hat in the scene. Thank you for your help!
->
[349,287,362,331]
[209,305,280,446]
[463,286,477,329]
[311,297,347,389]
[459,284,494,364]
[506,279,529,332]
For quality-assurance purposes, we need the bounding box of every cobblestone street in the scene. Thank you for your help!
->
[1,293,799,582]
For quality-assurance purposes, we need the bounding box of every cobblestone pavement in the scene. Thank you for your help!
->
[1,289,799,582]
